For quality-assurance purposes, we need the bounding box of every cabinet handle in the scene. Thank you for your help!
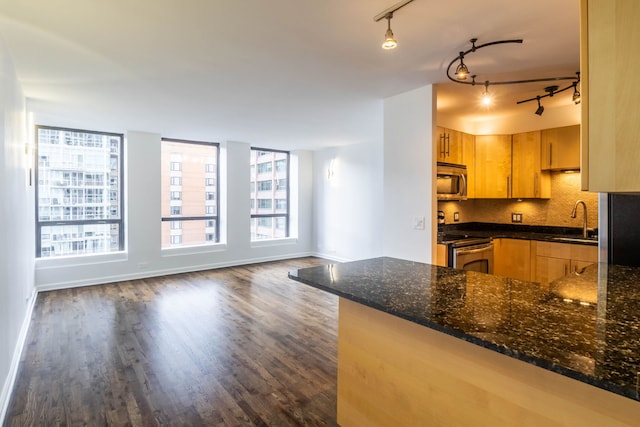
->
[446,134,450,156]
[534,173,538,197]
[440,134,446,158]
[507,175,511,198]
[563,263,568,277]
[549,143,553,168]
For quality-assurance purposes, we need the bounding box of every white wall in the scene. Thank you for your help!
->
[313,140,384,261]
[383,85,437,263]
[0,40,35,422]
[34,133,314,290]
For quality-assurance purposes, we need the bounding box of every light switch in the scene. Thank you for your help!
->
[413,216,425,230]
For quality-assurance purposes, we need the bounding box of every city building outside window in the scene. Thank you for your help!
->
[161,138,219,248]
[35,126,124,258]
[249,148,289,240]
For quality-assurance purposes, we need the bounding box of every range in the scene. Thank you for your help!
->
[438,233,494,274]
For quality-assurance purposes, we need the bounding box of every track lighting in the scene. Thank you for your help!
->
[535,97,544,116]
[481,81,491,105]
[374,0,415,50]
[381,14,397,50]
[454,53,470,80]
[572,83,581,104]
[447,39,581,111]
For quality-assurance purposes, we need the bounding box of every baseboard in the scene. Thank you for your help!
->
[311,252,353,263]
[35,251,318,292]
[0,288,37,425]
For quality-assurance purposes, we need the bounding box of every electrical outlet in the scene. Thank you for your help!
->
[511,213,523,223]
[453,212,460,222]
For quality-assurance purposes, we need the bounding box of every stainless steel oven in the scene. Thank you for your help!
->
[439,234,494,274]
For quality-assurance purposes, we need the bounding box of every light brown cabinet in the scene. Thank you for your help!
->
[540,125,581,171]
[436,127,463,164]
[474,135,512,198]
[512,131,550,199]
[461,132,475,198]
[581,0,640,191]
[436,244,447,267]
[493,238,531,282]
[533,241,598,284]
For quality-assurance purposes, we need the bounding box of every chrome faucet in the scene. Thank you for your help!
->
[571,200,588,239]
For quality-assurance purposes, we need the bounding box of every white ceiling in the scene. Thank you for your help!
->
[0,0,580,150]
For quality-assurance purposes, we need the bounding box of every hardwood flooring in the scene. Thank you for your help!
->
[4,257,338,426]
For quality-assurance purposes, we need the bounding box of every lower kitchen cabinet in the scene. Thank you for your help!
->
[436,243,447,267]
[493,238,531,282]
[533,241,598,284]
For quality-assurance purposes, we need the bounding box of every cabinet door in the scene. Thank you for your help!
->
[461,132,475,198]
[436,128,463,164]
[436,244,448,267]
[535,256,570,284]
[493,238,531,281]
[474,135,512,198]
[512,131,550,199]
[581,0,640,191]
[540,125,580,170]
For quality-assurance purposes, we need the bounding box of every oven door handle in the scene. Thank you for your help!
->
[456,245,492,256]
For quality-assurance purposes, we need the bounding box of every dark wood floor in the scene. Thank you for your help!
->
[4,257,338,427]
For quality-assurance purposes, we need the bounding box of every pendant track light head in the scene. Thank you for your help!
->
[454,52,470,80]
[572,83,581,104]
[535,96,544,116]
[381,13,398,50]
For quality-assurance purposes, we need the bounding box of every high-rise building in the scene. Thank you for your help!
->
[249,149,289,240]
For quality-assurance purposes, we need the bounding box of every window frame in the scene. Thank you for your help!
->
[35,125,125,258]
[250,147,290,240]
[161,138,220,246]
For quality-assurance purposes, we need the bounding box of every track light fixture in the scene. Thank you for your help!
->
[454,53,470,80]
[535,96,544,116]
[572,82,581,105]
[381,14,397,50]
[374,0,415,50]
[447,39,581,113]
[481,81,491,106]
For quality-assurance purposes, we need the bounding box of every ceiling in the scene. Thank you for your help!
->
[0,0,580,150]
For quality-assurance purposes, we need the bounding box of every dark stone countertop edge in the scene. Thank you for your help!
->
[288,265,639,402]
[438,222,598,246]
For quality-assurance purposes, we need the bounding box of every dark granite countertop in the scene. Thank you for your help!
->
[437,222,598,246]
[288,257,640,401]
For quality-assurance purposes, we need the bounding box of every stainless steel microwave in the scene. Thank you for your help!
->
[437,162,467,200]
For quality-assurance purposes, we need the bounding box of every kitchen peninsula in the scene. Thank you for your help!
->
[289,258,640,426]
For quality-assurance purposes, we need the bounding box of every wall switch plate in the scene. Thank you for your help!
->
[413,216,425,230]
[453,212,460,222]
[511,213,523,223]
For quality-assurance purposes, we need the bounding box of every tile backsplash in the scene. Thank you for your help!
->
[438,172,599,229]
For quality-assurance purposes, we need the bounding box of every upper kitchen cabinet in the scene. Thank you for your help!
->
[461,132,475,198]
[512,131,550,199]
[540,125,580,171]
[436,127,463,164]
[581,0,640,191]
[475,135,511,198]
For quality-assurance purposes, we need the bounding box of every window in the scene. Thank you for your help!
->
[257,181,272,191]
[35,126,124,258]
[250,148,289,240]
[170,161,181,171]
[161,138,220,248]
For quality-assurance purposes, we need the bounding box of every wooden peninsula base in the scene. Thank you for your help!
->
[337,298,640,426]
